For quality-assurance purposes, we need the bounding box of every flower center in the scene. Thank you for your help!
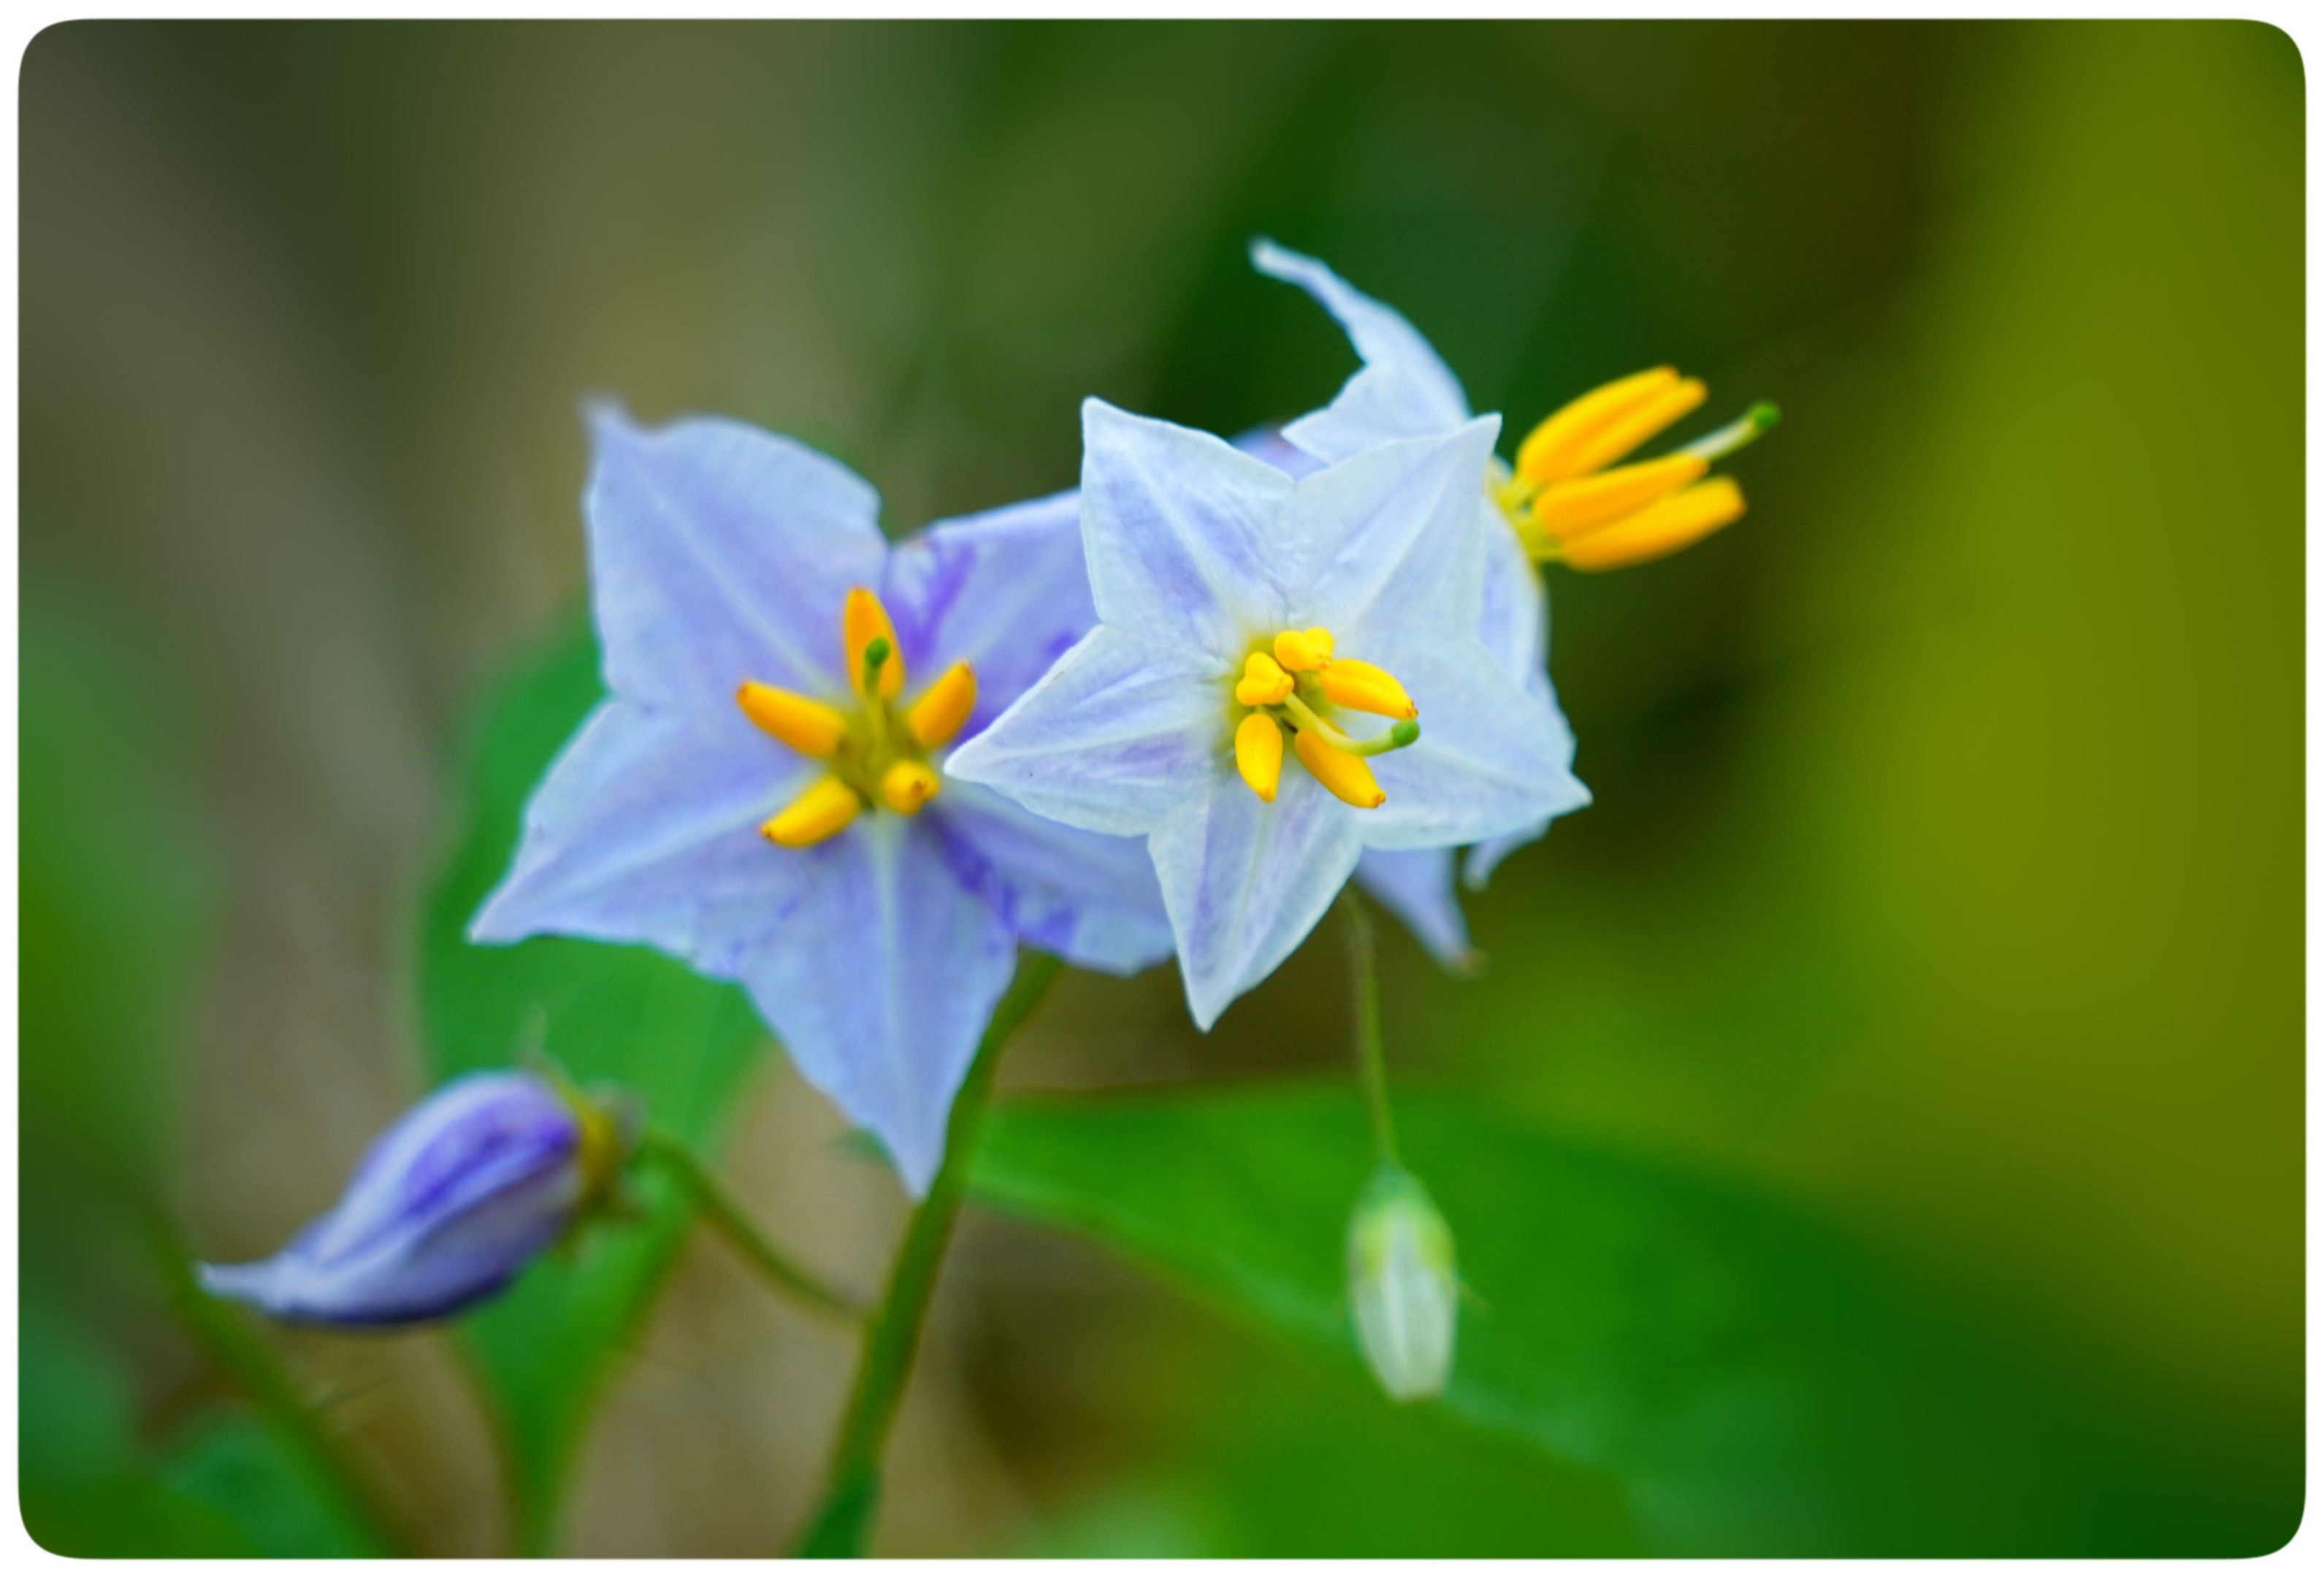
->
[1229,626,1421,809]
[735,587,976,847]
[1491,365,1777,571]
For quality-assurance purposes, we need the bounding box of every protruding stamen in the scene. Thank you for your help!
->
[906,661,977,748]
[843,588,903,700]
[1517,367,1706,485]
[879,760,940,815]
[762,776,863,847]
[1562,477,1746,571]
[1317,659,1417,721]
[1558,376,1708,481]
[1294,730,1385,809]
[736,681,847,758]
[1532,453,1708,541]
[1235,712,1283,803]
[1235,652,1294,707]
[1273,627,1335,673]
[1678,400,1781,463]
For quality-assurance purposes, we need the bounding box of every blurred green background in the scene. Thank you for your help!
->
[19,19,2301,1556]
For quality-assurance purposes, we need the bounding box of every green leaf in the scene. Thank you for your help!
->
[971,1084,2239,1556]
[420,617,770,1553]
[20,1294,374,1558]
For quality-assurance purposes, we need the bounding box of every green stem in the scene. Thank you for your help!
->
[638,1128,865,1323]
[791,950,1064,1558]
[145,1211,412,1555]
[1338,888,1402,1166]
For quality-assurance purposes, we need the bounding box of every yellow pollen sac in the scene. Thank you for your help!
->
[762,775,863,847]
[1562,477,1746,572]
[1317,659,1416,721]
[1532,452,1709,541]
[1235,712,1284,803]
[906,660,976,748]
[1294,729,1385,809]
[1516,367,1707,486]
[1273,627,1335,673]
[735,681,847,758]
[879,760,941,816]
[1235,652,1294,707]
[842,587,904,700]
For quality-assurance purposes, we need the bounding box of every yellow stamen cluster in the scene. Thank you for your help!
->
[738,587,977,847]
[1494,367,1777,571]
[1230,626,1421,809]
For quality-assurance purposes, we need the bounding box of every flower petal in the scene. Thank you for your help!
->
[727,817,1017,1197]
[1149,766,1366,1029]
[1288,418,1502,644]
[1250,239,1474,462]
[882,488,1098,736]
[470,698,822,975]
[1356,640,1589,853]
[929,779,1173,974]
[1079,398,1295,661]
[1460,517,1582,885]
[1355,847,1480,973]
[943,625,1226,838]
[584,403,887,712]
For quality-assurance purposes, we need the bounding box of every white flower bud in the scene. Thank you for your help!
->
[1345,1164,1458,1402]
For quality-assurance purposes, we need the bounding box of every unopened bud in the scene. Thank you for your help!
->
[197,1070,638,1327]
[1345,1163,1457,1402]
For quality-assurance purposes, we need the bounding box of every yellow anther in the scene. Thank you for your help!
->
[842,587,903,700]
[1561,477,1746,572]
[1293,728,1385,809]
[1532,452,1708,541]
[1235,652,1294,707]
[736,681,847,758]
[1316,659,1416,721]
[762,775,863,847]
[1274,627,1335,673]
[906,661,977,748]
[1235,712,1284,803]
[879,760,941,816]
[1517,367,1706,485]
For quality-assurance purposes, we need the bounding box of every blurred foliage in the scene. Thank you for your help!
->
[972,1084,2255,1555]
[20,579,386,1556]
[19,17,2302,1558]
[418,618,770,1554]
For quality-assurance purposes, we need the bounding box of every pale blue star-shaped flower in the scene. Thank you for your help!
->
[470,406,1173,1194]
[945,397,1578,1029]
[1247,239,1592,969]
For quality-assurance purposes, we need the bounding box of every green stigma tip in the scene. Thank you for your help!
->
[863,636,892,666]
[1749,400,1781,430]
[1390,720,1421,748]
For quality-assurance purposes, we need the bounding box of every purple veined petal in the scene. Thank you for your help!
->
[1148,766,1367,1031]
[1079,399,1296,663]
[1287,419,1501,645]
[881,489,1099,737]
[198,1072,586,1327]
[1358,640,1588,854]
[470,698,821,975]
[583,403,888,713]
[727,815,1018,1197]
[1250,239,1474,463]
[928,777,1174,975]
[943,625,1227,839]
[1355,847,1480,973]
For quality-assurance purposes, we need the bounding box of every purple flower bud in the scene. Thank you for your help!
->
[198,1070,626,1327]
